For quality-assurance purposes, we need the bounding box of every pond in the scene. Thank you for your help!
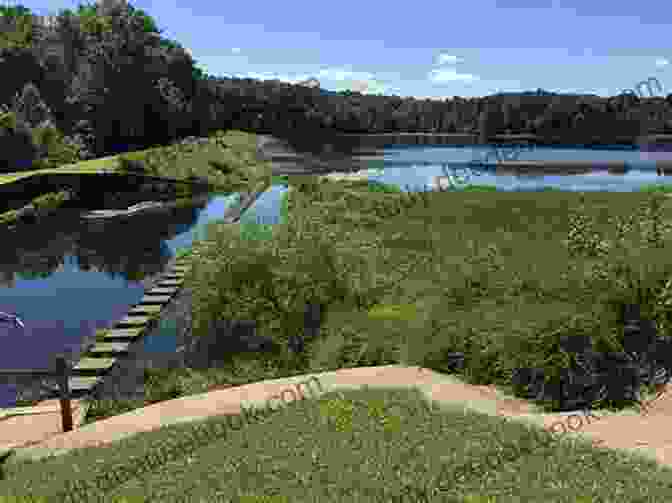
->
[0,191,244,407]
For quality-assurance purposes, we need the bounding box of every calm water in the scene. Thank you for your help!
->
[251,146,672,220]
[0,192,242,406]
[351,145,672,192]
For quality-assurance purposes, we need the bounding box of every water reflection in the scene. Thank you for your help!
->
[0,197,208,287]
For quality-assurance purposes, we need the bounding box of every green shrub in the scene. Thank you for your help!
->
[29,123,82,169]
[0,108,18,131]
[365,180,402,193]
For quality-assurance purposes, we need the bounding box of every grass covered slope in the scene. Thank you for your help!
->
[0,129,271,188]
[4,387,672,501]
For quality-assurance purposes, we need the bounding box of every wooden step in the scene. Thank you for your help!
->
[139,294,172,305]
[115,315,153,327]
[68,375,103,393]
[155,279,183,288]
[102,327,145,341]
[86,342,131,355]
[128,304,163,316]
[145,286,178,296]
[158,273,184,281]
[72,357,117,373]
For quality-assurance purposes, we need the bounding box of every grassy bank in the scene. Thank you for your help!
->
[114,129,273,192]
[4,387,672,501]
[0,189,74,227]
[0,130,270,189]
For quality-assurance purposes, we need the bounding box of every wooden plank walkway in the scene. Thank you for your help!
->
[72,357,117,373]
[101,327,145,341]
[154,280,183,288]
[85,342,131,355]
[145,286,179,296]
[139,294,173,304]
[116,315,154,327]
[127,304,163,316]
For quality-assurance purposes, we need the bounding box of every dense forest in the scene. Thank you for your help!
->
[2,0,672,173]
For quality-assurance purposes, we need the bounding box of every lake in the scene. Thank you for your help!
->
[351,145,672,192]
[252,145,672,220]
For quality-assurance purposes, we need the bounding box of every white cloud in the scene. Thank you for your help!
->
[428,68,479,83]
[315,67,396,94]
[231,47,242,54]
[436,53,463,65]
[656,58,669,68]
[218,66,396,96]
[413,95,449,101]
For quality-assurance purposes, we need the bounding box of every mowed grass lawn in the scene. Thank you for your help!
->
[3,387,672,501]
[0,129,271,187]
[0,155,121,185]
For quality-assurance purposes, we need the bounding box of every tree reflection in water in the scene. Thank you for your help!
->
[0,195,209,285]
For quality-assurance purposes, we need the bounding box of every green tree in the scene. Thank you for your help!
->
[0,5,38,49]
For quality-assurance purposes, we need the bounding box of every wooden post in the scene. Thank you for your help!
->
[55,356,73,432]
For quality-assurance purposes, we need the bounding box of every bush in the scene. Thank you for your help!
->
[0,114,40,172]
[29,122,83,168]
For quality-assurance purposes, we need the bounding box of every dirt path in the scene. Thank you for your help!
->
[6,365,672,471]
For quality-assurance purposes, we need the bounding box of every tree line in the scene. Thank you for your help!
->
[2,1,672,173]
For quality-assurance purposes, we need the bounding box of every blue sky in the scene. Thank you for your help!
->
[21,0,672,99]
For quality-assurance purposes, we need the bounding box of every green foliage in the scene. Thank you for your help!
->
[0,209,19,225]
[0,5,37,49]
[0,5,32,19]
[69,2,118,36]
[30,123,82,168]
[238,216,276,242]
[31,189,70,210]
[364,180,402,193]
[127,5,162,34]
[639,183,672,194]
[0,109,18,131]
